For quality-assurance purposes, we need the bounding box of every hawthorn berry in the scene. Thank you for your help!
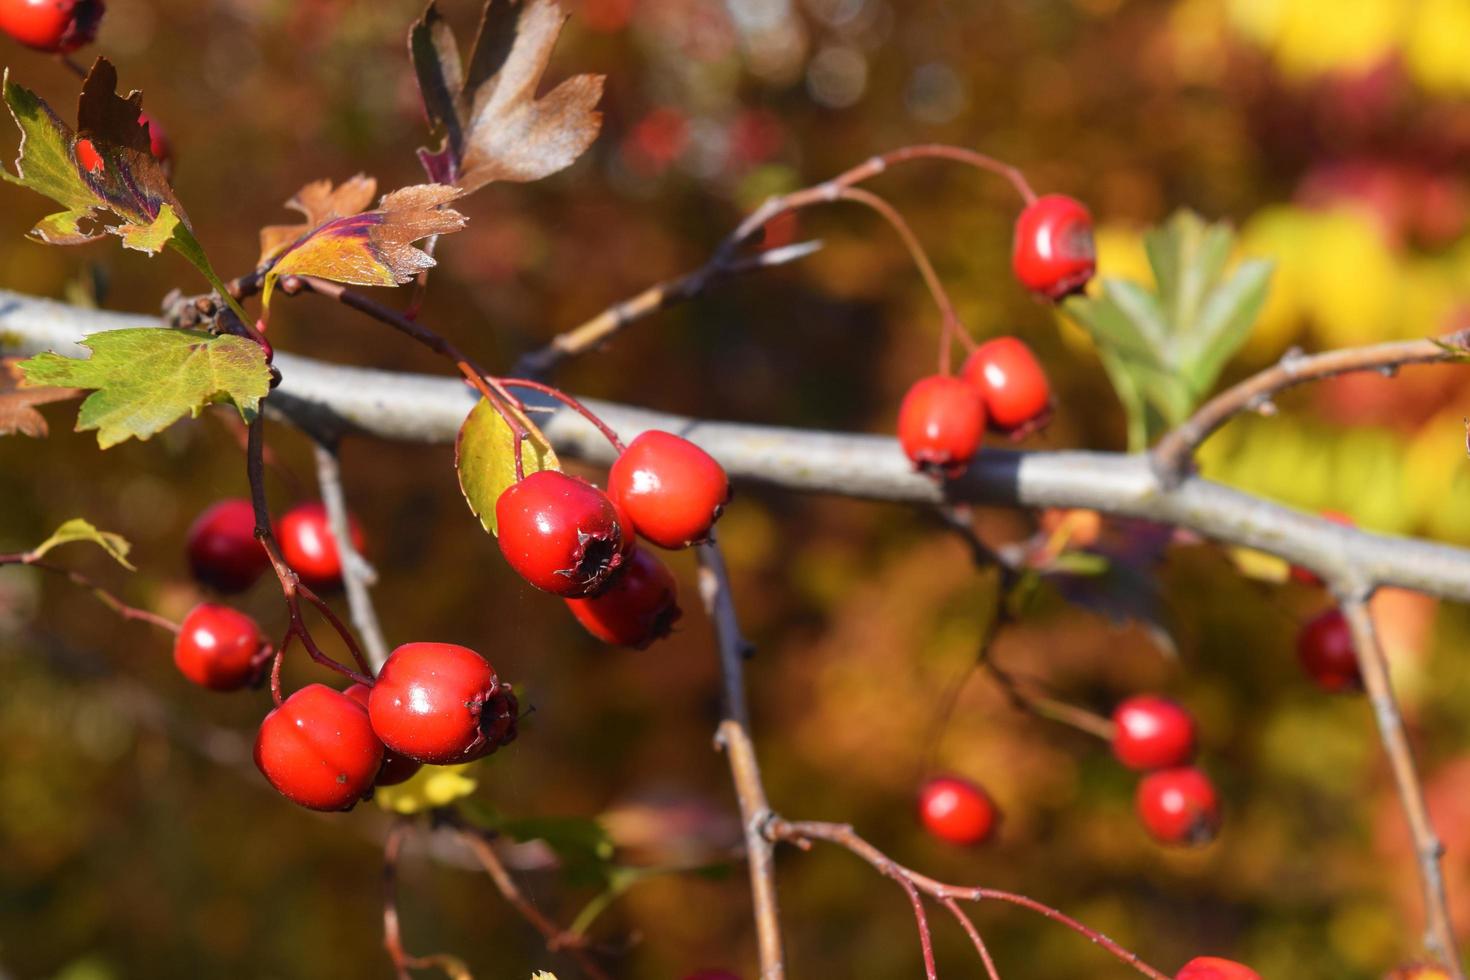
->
[253,684,383,811]
[186,498,269,593]
[0,0,104,53]
[1289,509,1354,586]
[961,337,1052,434]
[897,375,986,476]
[173,603,264,691]
[278,502,363,591]
[368,642,518,765]
[608,430,730,549]
[1296,607,1361,693]
[1111,695,1198,771]
[1175,956,1263,980]
[1136,767,1221,846]
[137,111,172,173]
[344,683,421,787]
[495,470,625,597]
[566,547,681,648]
[918,776,997,846]
[1012,194,1095,300]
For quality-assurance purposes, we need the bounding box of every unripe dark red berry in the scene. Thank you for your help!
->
[918,776,997,846]
[278,502,363,591]
[1296,607,1361,693]
[961,337,1052,433]
[186,498,269,593]
[173,602,264,691]
[566,547,681,648]
[137,110,171,173]
[1175,956,1263,980]
[343,684,422,787]
[0,0,104,53]
[1111,695,1198,771]
[608,430,730,549]
[897,375,985,477]
[368,642,518,765]
[1012,194,1096,300]
[1289,509,1354,586]
[253,684,383,811]
[1136,767,1220,846]
[495,470,625,597]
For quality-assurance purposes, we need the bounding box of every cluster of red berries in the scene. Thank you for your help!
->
[1111,695,1222,846]
[187,497,359,595]
[1291,511,1363,693]
[897,195,1095,475]
[495,429,729,649]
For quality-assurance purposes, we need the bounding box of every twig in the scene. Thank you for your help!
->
[1152,331,1470,486]
[983,658,1116,742]
[382,821,477,980]
[942,897,1002,980]
[1337,592,1464,978]
[0,556,178,634]
[311,441,390,670]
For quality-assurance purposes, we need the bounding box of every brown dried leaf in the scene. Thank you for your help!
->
[0,358,80,438]
[258,174,379,265]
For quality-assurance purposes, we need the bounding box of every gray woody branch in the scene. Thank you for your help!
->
[4,287,1469,602]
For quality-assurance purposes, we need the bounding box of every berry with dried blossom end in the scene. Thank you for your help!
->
[253,684,383,811]
[897,375,985,477]
[173,603,264,691]
[186,498,269,593]
[1136,767,1221,846]
[918,775,997,846]
[495,470,625,597]
[961,336,1052,433]
[278,501,364,591]
[1012,194,1096,300]
[608,430,730,549]
[1296,607,1361,693]
[0,0,104,53]
[1175,956,1263,980]
[566,547,682,648]
[1111,695,1198,771]
[368,642,518,765]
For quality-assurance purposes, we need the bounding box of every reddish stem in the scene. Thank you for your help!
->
[501,378,627,454]
[0,556,180,634]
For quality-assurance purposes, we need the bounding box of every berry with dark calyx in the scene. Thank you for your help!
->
[278,502,363,591]
[1175,956,1263,980]
[344,684,421,787]
[495,470,625,597]
[1296,607,1361,693]
[173,603,264,691]
[566,547,681,648]
[608,430,730,549]
[1289,509,1354,585]
[1111,695,1198,771]
[897,375,986,477]
[961,336,1052,434]
[918,776,997,846]
[368,642,518,765]
[1136,767,1221,846]
[253,684,383,811]
[0,0,104,53]
[186,498,269,593]
[1012,194,1096,300]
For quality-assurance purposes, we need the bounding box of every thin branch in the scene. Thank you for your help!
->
[1337,592,1464,978]
[1,557,179,634]
[942,898,1002,980]
[311,441,390,670]
[383,821,415,980]
[983,658,1116,742]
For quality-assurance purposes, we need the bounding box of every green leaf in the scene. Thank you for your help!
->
[30,518,135,570]
[19,328,271,448]
[456,397,559,536]
[1180,258,1273,397]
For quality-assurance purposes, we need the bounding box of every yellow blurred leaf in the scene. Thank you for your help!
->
[374,762,478,815]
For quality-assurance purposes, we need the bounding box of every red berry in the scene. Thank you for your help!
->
[960,337,1052,433]
[1111,695,1198,771]
[253,684,383,811]
[495,471,626,597]
[1289,510,1354,586]
[1176,956,1263,980]
[608,430,730,549]
[1012,194,1096,300]
[918,776,997,846]
[566,547,681,648]
[186,498,270,593]
[897,375,985,476]
[137,110,172,172]
[0,0,104,53]
[173,602,264,691]
[344,684,421,787]
[1296,608,1361,692]
[368,642,518,765]
[278,502,363,591]
[1136,767,1221,846]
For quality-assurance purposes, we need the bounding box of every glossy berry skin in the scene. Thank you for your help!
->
[1175,956,1263,980]
[496,471,626,597]
[1289,509,1354,585]
[1012,194,1096,300]
[961,337,1052,433]
[0,0,104,53]
[253,684,383,811]
[344,684,421,787]
[918,776,997,846]
[278,502,363,591]
[608,430,730,549]
[566,547,682,648]
[173,603,264,691]
[1111,695,1198,771]
[186,498,269,593]
[897,375,986,477]
[368,642,518,765]
[1297,607,1361,692]
[1136,767,1221,846]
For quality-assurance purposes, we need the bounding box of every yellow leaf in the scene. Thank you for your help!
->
[374,762,479,815]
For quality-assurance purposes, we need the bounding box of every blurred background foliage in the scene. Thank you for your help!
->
[2,0,1470,977]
